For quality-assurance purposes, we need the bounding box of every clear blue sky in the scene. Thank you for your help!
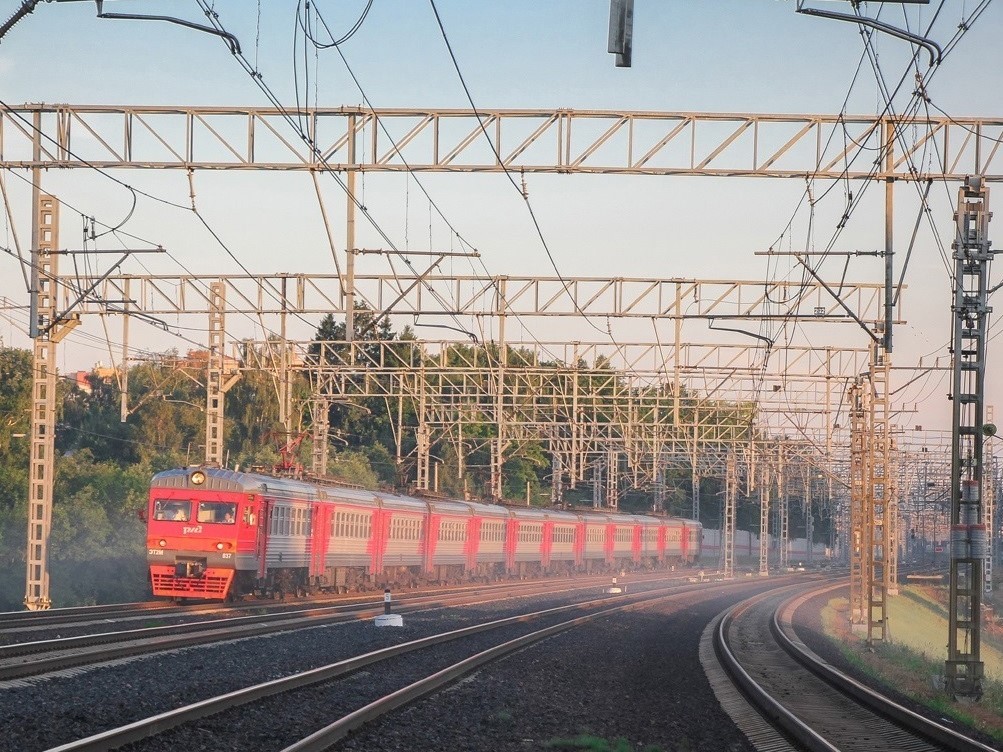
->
[1,0,1001,432]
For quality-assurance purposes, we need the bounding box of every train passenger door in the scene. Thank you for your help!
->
[311,503,333,579]
[256,499,271,580]
[423,502,438,574]
[573,521,585,566]
[369,500,387,576]
[604,523,616,564]
[541,519,553,569]
[505,517,519,574]
[465,517,482,571]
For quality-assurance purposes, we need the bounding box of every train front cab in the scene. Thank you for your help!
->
[147,468,259,599]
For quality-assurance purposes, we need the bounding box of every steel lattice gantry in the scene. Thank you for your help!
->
[11,103,948,609]
[69,273,898,324]
[24,195,58,611]
[945,177,993,699]
[1,105,1003,180]
[238,336,865,478]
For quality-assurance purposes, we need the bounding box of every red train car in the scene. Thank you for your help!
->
[146,467,702,600]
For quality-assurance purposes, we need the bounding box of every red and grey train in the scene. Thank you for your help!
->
[146,466,703,600]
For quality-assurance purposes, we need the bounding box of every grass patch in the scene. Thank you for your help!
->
[899,587,949,620]
[544,736,665,752]
[485,708,514,727]
[819,596,1003,743]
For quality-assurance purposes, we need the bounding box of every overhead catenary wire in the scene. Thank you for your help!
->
[195,0,481,345]
[0,99,306,358]
[425,0,613,343]
[749,0,992,441]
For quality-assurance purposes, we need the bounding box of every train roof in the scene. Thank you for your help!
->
[149,468,701,527]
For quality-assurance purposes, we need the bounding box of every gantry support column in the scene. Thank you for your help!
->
[277,281,293,439]
[691,417,700,521]
[760,458,770,576]
[311,398,330,477]
[592,456,604,509]
[120,285,130,422]
[205,282,226,466]
[802,466,814,568]
[606,445,619,510]
[24,193,58,611]
[849,377,870,626]
[551,444,564,506]
[415,368,431,491]
[984,452,996,595]
[653,463,665,513]
[778,443,789,571]
[888,436,899,595]
[868,342,893,645]
[490,279,508,500]
[723,450,737,578]
[946,176,992,699]
[345,114,357,343]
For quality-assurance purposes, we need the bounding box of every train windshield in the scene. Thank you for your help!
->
[197,501,238,525]
[153,500,192,522]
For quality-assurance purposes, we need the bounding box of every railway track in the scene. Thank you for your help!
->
[708,582,996,752]
[39,574,770,752]
[0,571,705,683]
[0,601,188,632]
[0,570,685,641]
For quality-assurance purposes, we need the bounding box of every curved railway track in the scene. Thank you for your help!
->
[709,582,996,752]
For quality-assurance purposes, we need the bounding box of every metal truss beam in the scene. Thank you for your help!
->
[261,338,868,377]
[3,104,1003,180]
[79,273,898,325]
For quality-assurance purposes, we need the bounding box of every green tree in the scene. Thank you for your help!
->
[0,348,30,609]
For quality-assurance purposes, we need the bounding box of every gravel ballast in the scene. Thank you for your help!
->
[1,578,776,752]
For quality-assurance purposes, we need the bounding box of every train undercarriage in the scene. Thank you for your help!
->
[154,554,696,602]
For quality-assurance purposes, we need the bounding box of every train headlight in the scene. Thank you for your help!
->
[158,539,167,548]
[190,470,206,486]
[216,542,224,550]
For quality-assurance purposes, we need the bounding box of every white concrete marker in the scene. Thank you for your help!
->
[374,587,404,627]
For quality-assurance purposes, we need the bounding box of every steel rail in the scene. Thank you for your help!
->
[45,579,739,752]
[713,593,840,752]
[773,584,998,752]
[0,572,694,681]
[0,601,181,630]
[715,582,995,752]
